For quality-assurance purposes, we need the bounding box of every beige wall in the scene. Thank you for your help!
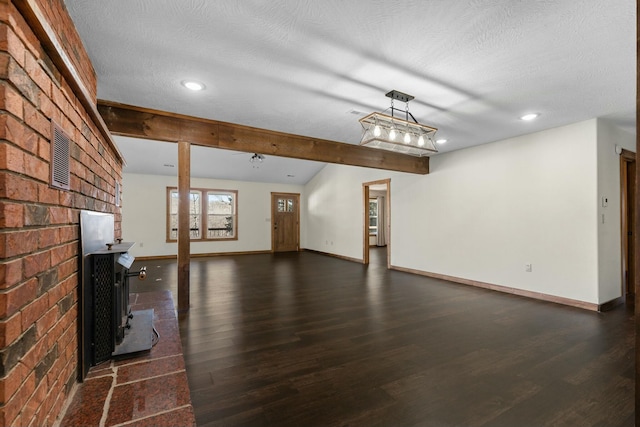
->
[304,119,629,305]
[122,173,303,258]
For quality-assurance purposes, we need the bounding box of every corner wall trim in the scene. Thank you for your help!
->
[598,296,625,312]
[134,250,272,262]
[301,248,363,264]
[390,265,600,312]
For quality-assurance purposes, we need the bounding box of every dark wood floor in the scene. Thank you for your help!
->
[131,247,634,427]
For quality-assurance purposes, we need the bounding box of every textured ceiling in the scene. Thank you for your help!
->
[64,0,636,184]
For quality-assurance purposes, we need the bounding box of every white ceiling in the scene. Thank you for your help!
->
[64,0,636,184]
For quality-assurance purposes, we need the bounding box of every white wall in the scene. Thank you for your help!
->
[304,120,605,304]
[122,173,303,257]
[304,164,406,258]
[596,119,636,303]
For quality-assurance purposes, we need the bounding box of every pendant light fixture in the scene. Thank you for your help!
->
[359,90,438,157]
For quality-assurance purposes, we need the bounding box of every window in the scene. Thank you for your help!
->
[277,197,295,212]
[369,199,378,235]
[167,187,237,241]
[206,191,236,239]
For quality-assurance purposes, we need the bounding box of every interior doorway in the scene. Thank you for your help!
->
[271,192,300,252]
[620,149,636,301]
[363,179,390,267]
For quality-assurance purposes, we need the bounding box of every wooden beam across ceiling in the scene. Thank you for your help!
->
[97,100,430,175]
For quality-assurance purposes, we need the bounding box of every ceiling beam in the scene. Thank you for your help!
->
[97,100,430,175]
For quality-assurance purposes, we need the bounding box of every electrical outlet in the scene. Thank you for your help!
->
[525,263,532,272]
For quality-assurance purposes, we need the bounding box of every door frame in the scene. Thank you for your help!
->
[271,192,300,252]
[363,179,391,267]
[620,148,636,296]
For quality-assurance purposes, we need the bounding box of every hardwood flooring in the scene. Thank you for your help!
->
[130,248,634,426]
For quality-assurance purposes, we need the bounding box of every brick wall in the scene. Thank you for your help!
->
[34,0,97,103]
[0,0,122,425]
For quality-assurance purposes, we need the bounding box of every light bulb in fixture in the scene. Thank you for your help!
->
[250,153,264,163]
[389,128,397,140]
[404,132,411,144]
[417,135,425,146]
[373,124,381,137]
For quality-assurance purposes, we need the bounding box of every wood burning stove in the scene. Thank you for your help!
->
[87,241,147,364]
[79,211,154,380]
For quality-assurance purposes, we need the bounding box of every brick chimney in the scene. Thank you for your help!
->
[0,1,123,425]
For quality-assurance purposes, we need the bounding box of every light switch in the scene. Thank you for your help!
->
[601,197,608,207]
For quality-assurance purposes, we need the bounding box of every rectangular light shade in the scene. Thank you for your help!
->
[359,112,438,157]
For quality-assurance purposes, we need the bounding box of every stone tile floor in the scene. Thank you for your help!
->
[59,291,195,426]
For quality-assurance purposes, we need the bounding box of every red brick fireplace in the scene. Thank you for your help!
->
[0,0,124,424]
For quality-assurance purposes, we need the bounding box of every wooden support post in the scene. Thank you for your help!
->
[178,140,191,312]
[635,1,639,423]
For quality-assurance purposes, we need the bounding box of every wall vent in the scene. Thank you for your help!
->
[51,122,70,190]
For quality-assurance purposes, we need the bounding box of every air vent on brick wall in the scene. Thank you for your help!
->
[51,122,70,190]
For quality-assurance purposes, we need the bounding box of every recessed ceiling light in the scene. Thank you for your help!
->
[436,139,447,144]
[520,113,540,121]
[181,80,205,91]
